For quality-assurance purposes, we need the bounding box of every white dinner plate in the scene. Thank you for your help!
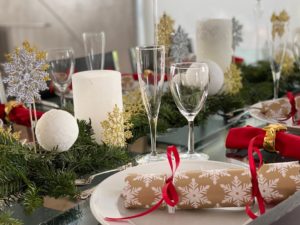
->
[249,100,300,134]
[90,160,250,225]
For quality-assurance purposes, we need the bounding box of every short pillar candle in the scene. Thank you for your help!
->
[72,70,123,144]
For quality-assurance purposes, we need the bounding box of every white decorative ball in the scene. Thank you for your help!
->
[204,60,224,95]
[36,109,79,152]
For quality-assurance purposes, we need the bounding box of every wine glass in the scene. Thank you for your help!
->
[268,23,288,99]
[169,62,209,160]
[47,48,75,108]
[136,45,166,163]
[293,32,300,69]
[82,32,105,70]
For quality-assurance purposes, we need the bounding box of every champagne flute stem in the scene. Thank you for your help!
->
[149,117,158,156]
[272,71,280,99]
[187,120,195,155]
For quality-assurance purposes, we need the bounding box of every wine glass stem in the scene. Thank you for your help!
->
[187,120,195,155]
[149,117,158,156]
[273,72,280,99]
[60,92,66,108]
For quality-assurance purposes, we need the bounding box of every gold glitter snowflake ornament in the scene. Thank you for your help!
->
[157,12,175,53]
[271,10,289,39]
[223,64,243,95]
[2,41,50,103]
[100,105,133,147]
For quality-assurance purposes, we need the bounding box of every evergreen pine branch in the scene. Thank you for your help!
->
[23,184,43,215]
[0,212,22,225]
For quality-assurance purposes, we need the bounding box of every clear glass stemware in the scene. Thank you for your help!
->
[47,48,75,108]
[136,45,166,163]
[293,32,300,70]
[169,62,209,160]
[82,32,105,70]
[268,23,288,99]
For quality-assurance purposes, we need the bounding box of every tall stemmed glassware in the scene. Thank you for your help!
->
[82,32,105,70]
[293,33,300,69]
[169,62,209,160]
[136,45,166,162]
[268,23,288,99]
[47,48,75,108]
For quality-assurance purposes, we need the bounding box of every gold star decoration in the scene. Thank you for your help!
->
[271,10,289,39]
[100,105,133,148]
[157,12,175,54]
[223,64,243,95]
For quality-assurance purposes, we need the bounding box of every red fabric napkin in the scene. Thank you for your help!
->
[0,104,44,127]
[225,126,300,159]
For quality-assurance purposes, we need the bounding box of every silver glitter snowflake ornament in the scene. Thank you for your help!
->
[2,41,49,103]
[170,26,190,63]
[232,17,243,51]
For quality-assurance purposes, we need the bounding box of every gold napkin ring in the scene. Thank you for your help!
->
[263,124,287,153]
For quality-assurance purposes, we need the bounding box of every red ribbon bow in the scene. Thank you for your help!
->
[225,125,300,219]
[278,92,298,124]
[105,145,180,221]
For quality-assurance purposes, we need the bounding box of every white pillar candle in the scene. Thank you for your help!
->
[72,70,123,144]
[196,19,233,72]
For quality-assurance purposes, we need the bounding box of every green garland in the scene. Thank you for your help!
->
[128,60,300,142]
[0,120,133,223]
[1,60,300,223]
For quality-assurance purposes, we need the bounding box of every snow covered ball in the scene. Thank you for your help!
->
[205,60,224,95]
[36,109,79,152]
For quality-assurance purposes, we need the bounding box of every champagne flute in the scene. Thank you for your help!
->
[293,32,300,69]
[169,62,209,160]
[47,48,75,108]
[268,23,288,99]
[136,45,166,162]
[82,32,105,70]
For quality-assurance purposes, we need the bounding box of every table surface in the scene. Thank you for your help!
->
[9,114,266,225]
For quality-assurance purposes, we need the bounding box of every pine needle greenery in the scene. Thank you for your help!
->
[0,211,22,225]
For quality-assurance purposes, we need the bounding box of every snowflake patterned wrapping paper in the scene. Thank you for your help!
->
[261,96,300,119]
[122,174,167,208]
[122,162,300,209]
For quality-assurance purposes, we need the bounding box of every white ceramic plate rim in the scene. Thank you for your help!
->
[90,160,247,225]
[249,100,300,131]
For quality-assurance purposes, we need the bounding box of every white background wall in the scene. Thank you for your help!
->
[138,0,300,63]
[0,0,137,72]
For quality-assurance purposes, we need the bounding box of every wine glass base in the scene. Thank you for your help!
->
[136,153,167,164]
[180,152,209,160]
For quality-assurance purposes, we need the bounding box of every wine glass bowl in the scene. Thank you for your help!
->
[169,62,209,160]
[47,48,75,107]
[136,45,166,163]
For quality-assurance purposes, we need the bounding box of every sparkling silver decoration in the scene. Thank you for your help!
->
[2,45,49,103]
[170,26,189,63]
[232,17,243,51]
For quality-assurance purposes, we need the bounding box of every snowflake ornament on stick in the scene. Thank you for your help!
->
[170,26,190,63]
[2,41,49,103]
[232,17,243,51]
[157,12,175,54]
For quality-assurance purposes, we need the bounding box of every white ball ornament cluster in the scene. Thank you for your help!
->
[36,109,79,152]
